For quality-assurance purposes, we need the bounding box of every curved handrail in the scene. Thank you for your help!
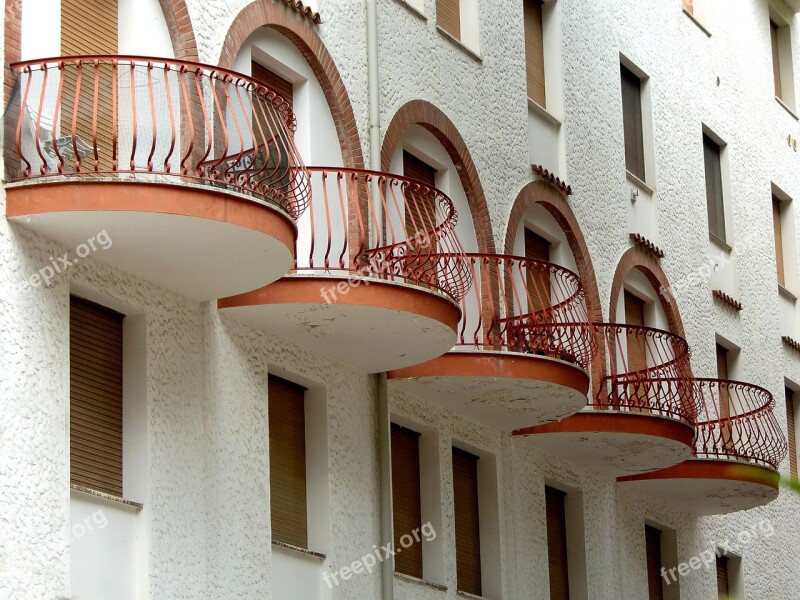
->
[295,167,472,302]
[439,253,595,371]
[592,323,697,423]
[693,378,787,469]
[7,55,310,219]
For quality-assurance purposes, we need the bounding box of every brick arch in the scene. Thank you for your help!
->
[217,0,364,170]
[608,246,687,340]
[505,180,605,393]
[380,100,495,255]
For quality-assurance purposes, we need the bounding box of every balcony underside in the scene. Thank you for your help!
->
[617,460,780,515]
[6,180,296,300]
[514,412,695,476]
[387,351,589,430]
[218,276,460,373]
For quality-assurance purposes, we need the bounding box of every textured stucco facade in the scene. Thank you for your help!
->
[2,0,800,599]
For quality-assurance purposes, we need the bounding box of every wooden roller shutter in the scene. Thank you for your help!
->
[403,151,438,249]
[683,0,694,15]
[773,197,785,287]
[453,447,481,596]
[525,228,551,317]
[716,555,729,598]
[545,486,570,600]
[621,64,645,181]
[268,375,308,549]
[787,388,797,478]
[645,525,664,600]
[391,424,423,578]
[70,295,124,497]
[251,61,294,104]
[703,135,726,243]
[624,291,647,373]
[61,0,117,171]
[524,0,546,106]
[716,344,734,448]
[771,21,783,99]
[437,0,461,39]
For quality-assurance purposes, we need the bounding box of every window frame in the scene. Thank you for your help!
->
[769,9,796,111]
[702,130,728,245]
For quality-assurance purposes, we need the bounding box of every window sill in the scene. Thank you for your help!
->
[394,0,426,21]
[776,97,799,120]
[527,98,563,126]
[683,9,711,37]
[779,284,798,302]
[709,233,733,253]
[70,484,143,512]
[394,572,448,591]
[457,591,492,600]
[626,170,655,195]
[271,540,326,561]
[436,26,483,63]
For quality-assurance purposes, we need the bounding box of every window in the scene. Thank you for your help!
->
[716,555,729,598]
[774,196,787,287]
[645,525,665,600]
[252,61,294,104]
[770,13,795,109]
[403,151,438,246]
[621,64,646,181]
[453,447,482,596]
[545,486,570,600]
[624,291,647,373]
[716,343,734,447]
[525,228,552,314]
[437,0,461,38]
[436,0,479,51]
[391,423,423,578]
[524,0,546,106]
[70,296,124,497]
[268,375,308,549]
[703,133,726,243]
[787,387,798,479]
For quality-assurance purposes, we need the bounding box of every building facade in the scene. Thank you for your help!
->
[2,0,800,598]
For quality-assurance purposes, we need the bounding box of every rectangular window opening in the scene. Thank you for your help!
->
[453,447,482,596]
[621,64,646,181]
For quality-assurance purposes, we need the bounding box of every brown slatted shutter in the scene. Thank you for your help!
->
[716,555,729,598]
[787,388,797,478]
[437,0,461,39]
[703,135,726,242]
[391,424,423,578]
[251,61,294,104]
[624,292,647,375]
[61,0,117,171]
[621,64,645,181]
[716,344,733,448]
[70,296,124,497]
[524,0,546,106]
[545,486,570,600]
[645,526,664,600]
[526,229,552,314]
[268,375,308,549]
[403,151,438,248]
[683,0,693,14]
[453,447,481,596]
[771,21,782,99]
[773,197,785,286]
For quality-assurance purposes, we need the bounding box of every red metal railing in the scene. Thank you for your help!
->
[7,56,310,218]
[693,379,787,469]
[444,254,595,371]
[593,324,696,423]
[296,168,472,301]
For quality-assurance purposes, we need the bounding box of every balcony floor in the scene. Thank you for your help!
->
[617,460,781,515]
[388,351,589,430]
[7,181,296,300]
[218,275,461,373]
[514,412,695,476]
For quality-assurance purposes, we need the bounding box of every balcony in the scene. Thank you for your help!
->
[387,254,595,429]
[618,379,787,514]
[6,56,310,299]
[218,168,472,373]
[515,324,697,475]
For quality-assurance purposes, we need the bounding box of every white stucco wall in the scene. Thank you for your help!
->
[3,0,800,599]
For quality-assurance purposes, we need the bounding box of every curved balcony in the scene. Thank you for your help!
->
[387,254,595,429]
[515,324,697,475]
[619,379,787,514]
[6,56,310,299]
[218,167,472,373]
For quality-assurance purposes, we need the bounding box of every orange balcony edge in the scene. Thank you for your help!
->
[616,459,780,489]
[387,351,589,397]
